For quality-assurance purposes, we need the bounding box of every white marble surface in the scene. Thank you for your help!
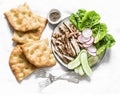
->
[0,0,120,95]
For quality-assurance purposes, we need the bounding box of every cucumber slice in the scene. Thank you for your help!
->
[80,50,92,76]
[75,66,85,76]
[67,53,81,69]
[78,66,85,76]
[74,66,79,73]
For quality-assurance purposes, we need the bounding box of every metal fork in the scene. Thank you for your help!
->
[35,70,80,89]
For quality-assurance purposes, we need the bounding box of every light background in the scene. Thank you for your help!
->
[0,0,120,95]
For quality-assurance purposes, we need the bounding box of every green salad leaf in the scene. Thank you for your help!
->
[69,9,86,30]
[76,9,87,19]
[70,10,100,31]
[69,13,78,28]
[80,11,100,30]
[95,34,115,55]
[92,23,107,43]
[76,9,87,30]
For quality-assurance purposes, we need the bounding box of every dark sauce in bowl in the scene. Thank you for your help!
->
[49,12,60,22]
[48,9,61,24]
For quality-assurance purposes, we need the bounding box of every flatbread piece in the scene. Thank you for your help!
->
[4,3,41,32]
[12,16,47,44]
[9,45,36,81]
[21,39,56,67]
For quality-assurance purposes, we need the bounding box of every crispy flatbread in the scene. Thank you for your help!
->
[9,45,36,81]
[12,16,47,44]
[4,3,41,32]
[21,39,56,67]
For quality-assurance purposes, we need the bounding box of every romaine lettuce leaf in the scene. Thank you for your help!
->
[80,11,100,30]
[76,9,87,21]
[92,23,107,43]
[76,9,87,30]
[69,13,78,28]
[95,34,115,55]
[70,10,100,31]
[69,9,86,30]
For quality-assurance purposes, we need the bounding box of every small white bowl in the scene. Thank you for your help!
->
[47,9,62,25]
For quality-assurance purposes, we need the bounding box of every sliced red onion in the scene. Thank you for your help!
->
[82,28,92,38]
[81,36,91,42]
[87,50,96,56]
[87,45,97,53]
[78,35,84,43]
[86,36,94,45]
[83,43,92,48]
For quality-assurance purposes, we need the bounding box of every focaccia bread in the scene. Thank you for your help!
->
[4,3,41,32]
[21,39,56,67]
[12,16,47,44]
[9,45,36,81]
